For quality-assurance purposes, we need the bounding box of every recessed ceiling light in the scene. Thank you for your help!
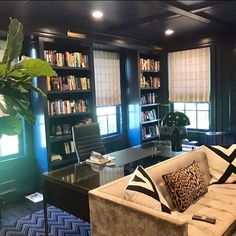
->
[165,29,174,36]
[92,10,103,19]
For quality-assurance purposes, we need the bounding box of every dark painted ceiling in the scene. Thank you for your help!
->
[0,1,236,49]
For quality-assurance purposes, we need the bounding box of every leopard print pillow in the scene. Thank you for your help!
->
[162,161,208,212]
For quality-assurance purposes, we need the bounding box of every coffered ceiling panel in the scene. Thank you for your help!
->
[0,1,235,48]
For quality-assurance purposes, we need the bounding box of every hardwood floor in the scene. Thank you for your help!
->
[0,196,43,225]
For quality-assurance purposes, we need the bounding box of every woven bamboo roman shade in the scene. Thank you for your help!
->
[93,50,121,107]
[168,47,210,102]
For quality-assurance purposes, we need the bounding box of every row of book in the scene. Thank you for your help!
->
[47,76,90,91]
[64,141,75,155]
[140,58,160,71]
[48,99,89,116]
[44,50,89,68]
[140,76,160,88]
[140,93,158,104]
[141,109,157,122]
[50,118,92,137]
[142,125,159,139]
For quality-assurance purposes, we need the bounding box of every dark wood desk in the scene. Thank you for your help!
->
[42,143,183,235]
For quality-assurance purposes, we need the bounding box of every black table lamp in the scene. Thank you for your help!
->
[161,111,190,151]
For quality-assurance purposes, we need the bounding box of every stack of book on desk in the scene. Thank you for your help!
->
[86,151,111,165]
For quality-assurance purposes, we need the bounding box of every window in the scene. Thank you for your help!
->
[168,47,211,130]
[173,103,210,130]
[93,50,121,137]
[96,106,121,136]
[0,134,20,157]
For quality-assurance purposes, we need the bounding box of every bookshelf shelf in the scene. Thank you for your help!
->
[51,155,77,169]
[47,90,92,95]
[49,134,72,143]
[142,119,161,125]
[141,103,160,108]
[141,70,160,73]
[140,87,160,90]
[32,36,95,173]
[142,135,159,142]
[48,111,93,119]
[52,66,90,71]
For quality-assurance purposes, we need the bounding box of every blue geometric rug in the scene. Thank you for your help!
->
[0,206,91,236]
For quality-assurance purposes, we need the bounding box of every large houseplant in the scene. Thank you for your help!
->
[0,18,56,136]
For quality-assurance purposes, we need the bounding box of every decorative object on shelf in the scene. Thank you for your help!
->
[162,111,190,151]
[0,18,56,137]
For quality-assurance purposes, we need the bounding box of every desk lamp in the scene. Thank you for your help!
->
[162,111,190,151]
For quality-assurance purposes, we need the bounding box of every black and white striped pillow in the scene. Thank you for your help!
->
[202,145,236,184]
[124,165,171,214]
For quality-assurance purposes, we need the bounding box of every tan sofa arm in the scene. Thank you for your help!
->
[89,190,188,236]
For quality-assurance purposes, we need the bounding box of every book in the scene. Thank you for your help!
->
[86,158,110,165]
[25,192,43,203]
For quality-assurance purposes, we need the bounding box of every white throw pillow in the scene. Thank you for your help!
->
[201,145,236,184]
[124,165,171,214]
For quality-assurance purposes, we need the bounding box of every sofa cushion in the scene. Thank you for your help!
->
[200,145,236,184]
[124,165,171,214]
[162,161,208,212]
[147,149,211,210]
[172,184,236,236]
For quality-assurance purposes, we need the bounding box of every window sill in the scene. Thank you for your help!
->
[188,130,209,135]
[102,133,124,144]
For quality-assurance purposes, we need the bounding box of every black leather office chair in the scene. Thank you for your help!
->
[157,126,188,140]
[72,123,106,164]
[156,126,198,147]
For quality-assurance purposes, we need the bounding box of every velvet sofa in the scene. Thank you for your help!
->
[89,147,236,236]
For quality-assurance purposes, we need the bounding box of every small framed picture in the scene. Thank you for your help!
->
[55,125,62,136]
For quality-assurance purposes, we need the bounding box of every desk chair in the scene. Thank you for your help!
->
[157,126,188,140]
[72,123,106,164]
[156,126,197,146]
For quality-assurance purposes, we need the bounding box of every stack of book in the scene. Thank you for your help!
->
[48,99,89,116]
[64,141,75,155]
[44,50,89,68]
[140,75,160,88]
[141,109,157,122]
[142,125,159,139]
[141,93,157,104]
[140,58,160,71]
[86,151,111,165]
[47,76,90,91]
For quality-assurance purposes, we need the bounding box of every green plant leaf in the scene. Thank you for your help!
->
[3,94,35,124]
[20,83,45,96]
[0,18,55,136]
[0,115,22,136]
[0,64,7,76]
[2,18,23,70]
[0,85,27,100]
[17,58,56,77]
